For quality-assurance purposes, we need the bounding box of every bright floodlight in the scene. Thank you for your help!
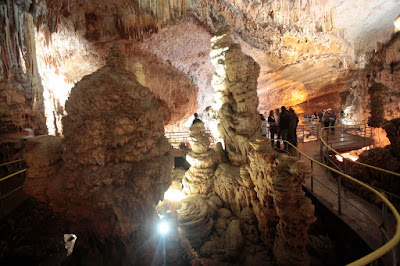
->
[158,221,169,235]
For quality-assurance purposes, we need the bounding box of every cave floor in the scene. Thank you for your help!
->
[298,140,397,264]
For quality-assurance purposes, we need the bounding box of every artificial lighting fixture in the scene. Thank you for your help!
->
[158,220,170,235]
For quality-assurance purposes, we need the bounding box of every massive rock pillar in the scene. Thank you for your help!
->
[24,45,173,261]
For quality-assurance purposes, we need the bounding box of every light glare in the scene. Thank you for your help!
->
[158,221,169,235]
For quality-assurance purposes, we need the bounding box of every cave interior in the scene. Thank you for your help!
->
[1,0,400,265]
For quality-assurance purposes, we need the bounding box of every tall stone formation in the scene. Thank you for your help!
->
[23,45,173,261]
[209,26,261,166]
[209,26,260,217]
[0,1,46,135]
[248,139,316,265]
[183,122,216,195]
[208,27,316,265]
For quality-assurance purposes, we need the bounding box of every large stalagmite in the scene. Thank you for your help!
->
[183,122,216,194]
[23,45,173,249]
[208,27,316,265]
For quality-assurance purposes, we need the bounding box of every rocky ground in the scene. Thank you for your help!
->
[0,191,361,266]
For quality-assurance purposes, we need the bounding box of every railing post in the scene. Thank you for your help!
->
[326,127,329,147]
[303,125,305,143]
[343,159,348,192]
[320,138,323,162]
[338,175,342,215]
[382,202,387,246]
[311,161,314,192]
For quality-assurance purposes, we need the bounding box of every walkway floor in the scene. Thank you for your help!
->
[323,130,374,152]
[297,140,397,264]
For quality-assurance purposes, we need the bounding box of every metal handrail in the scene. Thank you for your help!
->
[319,126,400,178]
[0,169,27,182]
[268,137,400,265]
[0,159,23,167]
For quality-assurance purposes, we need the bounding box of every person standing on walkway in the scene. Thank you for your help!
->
[275,108,281,149]
[267,110,277,146]
[279,106,290,150]
[329,111,337,132]
[288,107,299,146]
[192,113,202,125]
[323,112,330,128]
[260,113,268,137]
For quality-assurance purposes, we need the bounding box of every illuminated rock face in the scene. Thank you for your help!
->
[183,122,216,194]
[207,28,316,264]
[209,26,261,166]
[24,46,173,248]
[0,2,46,135]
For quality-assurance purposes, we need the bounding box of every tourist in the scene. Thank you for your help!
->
[268,110,277,145]
[279,106,290,150]
[260,113,268,137]
[192,113,202,125]
[329,111,337,132]
[14,128,34,160]
[275,108,281,149]
[323,112,330,128]
[288,107,299,146]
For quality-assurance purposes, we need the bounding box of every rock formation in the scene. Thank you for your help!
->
[177,196,215,249]
[0,1,46,135]
[214,164,256,216]
[209,26,261,166]
[183,122,216,194]
[248,139,316,265]
[384,118,400,157]
[206,28,316,265]
[23,45,173,263]
[347,118,400,201]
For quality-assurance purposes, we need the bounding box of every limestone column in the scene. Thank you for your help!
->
[209,26,261,166]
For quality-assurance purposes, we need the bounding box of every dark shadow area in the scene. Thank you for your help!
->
[306,188,375,265]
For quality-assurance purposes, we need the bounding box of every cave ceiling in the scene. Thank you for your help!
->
[34,0,400,125]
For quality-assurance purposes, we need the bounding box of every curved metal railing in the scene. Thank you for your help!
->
[319,125,400,178]
[0,160,26,202]
[268,136,400,265]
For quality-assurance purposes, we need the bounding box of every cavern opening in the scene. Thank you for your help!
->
[1,0,400,265]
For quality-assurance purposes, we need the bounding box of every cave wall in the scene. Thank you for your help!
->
[0,1,46,135]
[342,32,400,145]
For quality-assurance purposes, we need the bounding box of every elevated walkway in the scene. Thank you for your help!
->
[298,141,394,256]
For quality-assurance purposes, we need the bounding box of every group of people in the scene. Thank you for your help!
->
[260,106,299,150]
